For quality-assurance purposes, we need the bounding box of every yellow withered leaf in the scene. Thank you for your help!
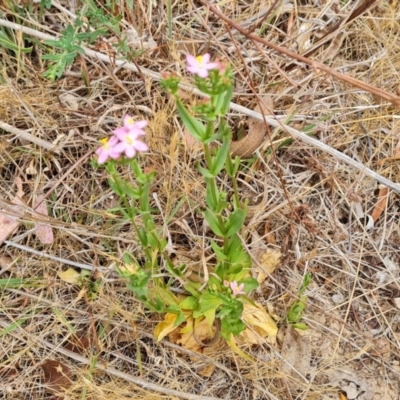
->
[154,313,180,342]
[58,268,81,285]
[239,302,278,345]
[256,249,281,283]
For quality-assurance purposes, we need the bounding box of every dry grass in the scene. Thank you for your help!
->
[1,1,400,399]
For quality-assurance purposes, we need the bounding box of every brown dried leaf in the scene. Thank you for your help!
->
[280,326,311,379]
[264,221,276,245]
[0,177,25,245]
[64,334,91,354]
[34,195,54,244]
[0,255,12,268]
[230,95,273,158]
[371,185,389,223]
[41,360,72,396]
[176,317,221,354]
[197,364,215,377]
[329,369,373,400]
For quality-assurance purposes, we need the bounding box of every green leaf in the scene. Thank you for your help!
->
[138,228,148,246]
[227,235,251,269]
[175,312,186,326]
[225,208,246,236]
[241,277,259,293]
[119,181,140,199]
[221,315,245,337]
[211,135,230,175]
[184,282,201,297]
[205,179,217,209]
[179,296,198,310]
[44,39,63,47]
[220,84,234,115]
[203,132,222,144]
[176,98,206,141]
[204,308,216,329]
[291,322,308,330]
[0,32,32,53]
[204,209,225,237]
[210,239,227,260]
[207,274,222,290]
[0,316,31,338]
[198,293,224,313]
[196,163,215,178]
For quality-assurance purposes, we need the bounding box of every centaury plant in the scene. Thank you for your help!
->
[96,54,277,356]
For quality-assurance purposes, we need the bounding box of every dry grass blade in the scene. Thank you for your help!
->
[0,121,59,152]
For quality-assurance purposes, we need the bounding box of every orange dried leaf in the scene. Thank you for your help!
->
[371,185,389,223]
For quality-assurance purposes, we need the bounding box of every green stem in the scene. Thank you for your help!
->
[203,142,218,204]
[226,156,241,209]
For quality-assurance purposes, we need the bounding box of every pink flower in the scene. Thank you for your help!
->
[96,136,121,164]
[96,116,149,163]
[230,281,245,297]
[114,129,149,158]
[114,116,147,137]
[186,53,219,78]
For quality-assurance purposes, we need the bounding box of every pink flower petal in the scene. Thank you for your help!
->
[134,141,148,152]
[186,54,197,65]
[134,120,148,129]
[97,151,108,164]
[125,147,136,158]
[202,53,211,63]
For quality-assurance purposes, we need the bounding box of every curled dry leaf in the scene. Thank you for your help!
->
[154,313,180,342]
[176,317,221,353]
[41,360,72,396]
[0,176,25,245]
[230,95,273,158]
[280,326,311,379]
[34,194,54,244]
